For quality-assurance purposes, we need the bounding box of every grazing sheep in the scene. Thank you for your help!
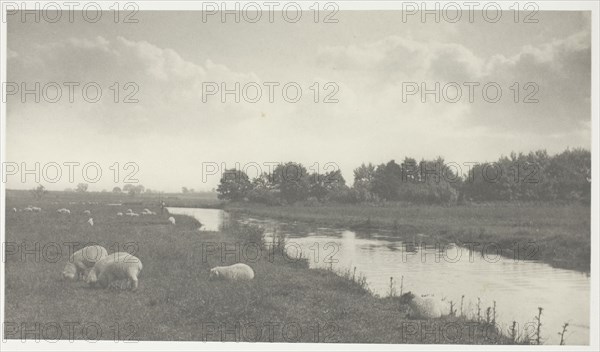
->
[86,252,143,291]
[117,212,123,216]
[24,207,33,212]
[126,213,139,217]
[126,209,133,213]
[83,210,91,215]
[87,218,94,226]
[168,217,176,225]
[62,245,108,281]
[209,263,255,281]
[32,206,41,212]
[400,292,443,319]
[12,208,17,212]
[57,208,71,214]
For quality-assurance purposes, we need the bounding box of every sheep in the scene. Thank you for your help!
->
[117,212,123,216]
[12,208,17,212]
[126,209,133,213]
[32,206,41,212]
[168,216,176,225]
[24,207,33,212]
[62,245,108,281]
[87,218,94,226]
[83,210,91,215]
[126,213,139,217]
[85,252,143,291]
[400,292,443,319]
[209,263,255,281]
[57,208,71,214]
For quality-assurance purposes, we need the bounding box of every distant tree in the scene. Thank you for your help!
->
[182,187,189,194]
[353,163,377,201]
[309,169,347,201]
[123,184,145,197]
[272,162,310,204]
[372,160,403,201]
[247,172,280,205]
[112,186,122,193]
[217,169,251,201]
[76,183,89,193]
[30,184,48,200]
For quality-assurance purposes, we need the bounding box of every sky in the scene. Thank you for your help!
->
[4,10,592,192]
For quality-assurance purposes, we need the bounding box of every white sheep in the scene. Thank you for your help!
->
[87,218,94,226]
[126,213,139,217]
[209,263,255,281]
[12,208,17,212]
[32,206,41,212]
[57,208,71,214]
[85,252,143,291]
[62,245,108,281]
[83,210,91,215]
[24,207,33,212]
[117,212,123,216]
[168,216,176,225]
[401,292,443,319]
[126,209,133,213]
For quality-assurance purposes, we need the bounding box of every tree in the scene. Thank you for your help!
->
[123,184,145,197]
[182,187,189,194]
[353,163,377,201]
[217,169,251,201]
[76,183,89,193]
[247,172,280,205]
[30,184,48,200]
[372,160,403,200]
[113,186,122,193]
[309,169,347,201]
[272,162,310,204]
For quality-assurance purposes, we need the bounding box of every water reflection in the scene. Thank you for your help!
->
[242,216,590,345]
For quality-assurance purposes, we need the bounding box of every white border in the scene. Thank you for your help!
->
[1,1,598,351]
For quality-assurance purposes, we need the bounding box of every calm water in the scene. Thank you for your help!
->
[166,207,227,231]
[169,208,590,345]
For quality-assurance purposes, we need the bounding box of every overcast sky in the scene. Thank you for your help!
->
[5,11,591,192]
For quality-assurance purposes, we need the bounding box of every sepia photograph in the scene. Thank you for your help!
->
[1,1,598,351]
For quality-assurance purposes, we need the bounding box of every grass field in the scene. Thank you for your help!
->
[226,201,591,272]
[4,190,517,344]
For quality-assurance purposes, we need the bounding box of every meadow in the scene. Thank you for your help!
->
[3,190,517,344]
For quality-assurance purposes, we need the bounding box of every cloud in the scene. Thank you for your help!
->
[316,29,591,136]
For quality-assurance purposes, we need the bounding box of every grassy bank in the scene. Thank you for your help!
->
[226,202,591,272]
[4,194,516,344]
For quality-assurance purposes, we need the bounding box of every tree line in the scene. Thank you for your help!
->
[217,148,591,205]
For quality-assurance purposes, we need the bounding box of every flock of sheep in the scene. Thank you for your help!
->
[62,244,255,292]
[13,205,176,228]
[39,204,256,292]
